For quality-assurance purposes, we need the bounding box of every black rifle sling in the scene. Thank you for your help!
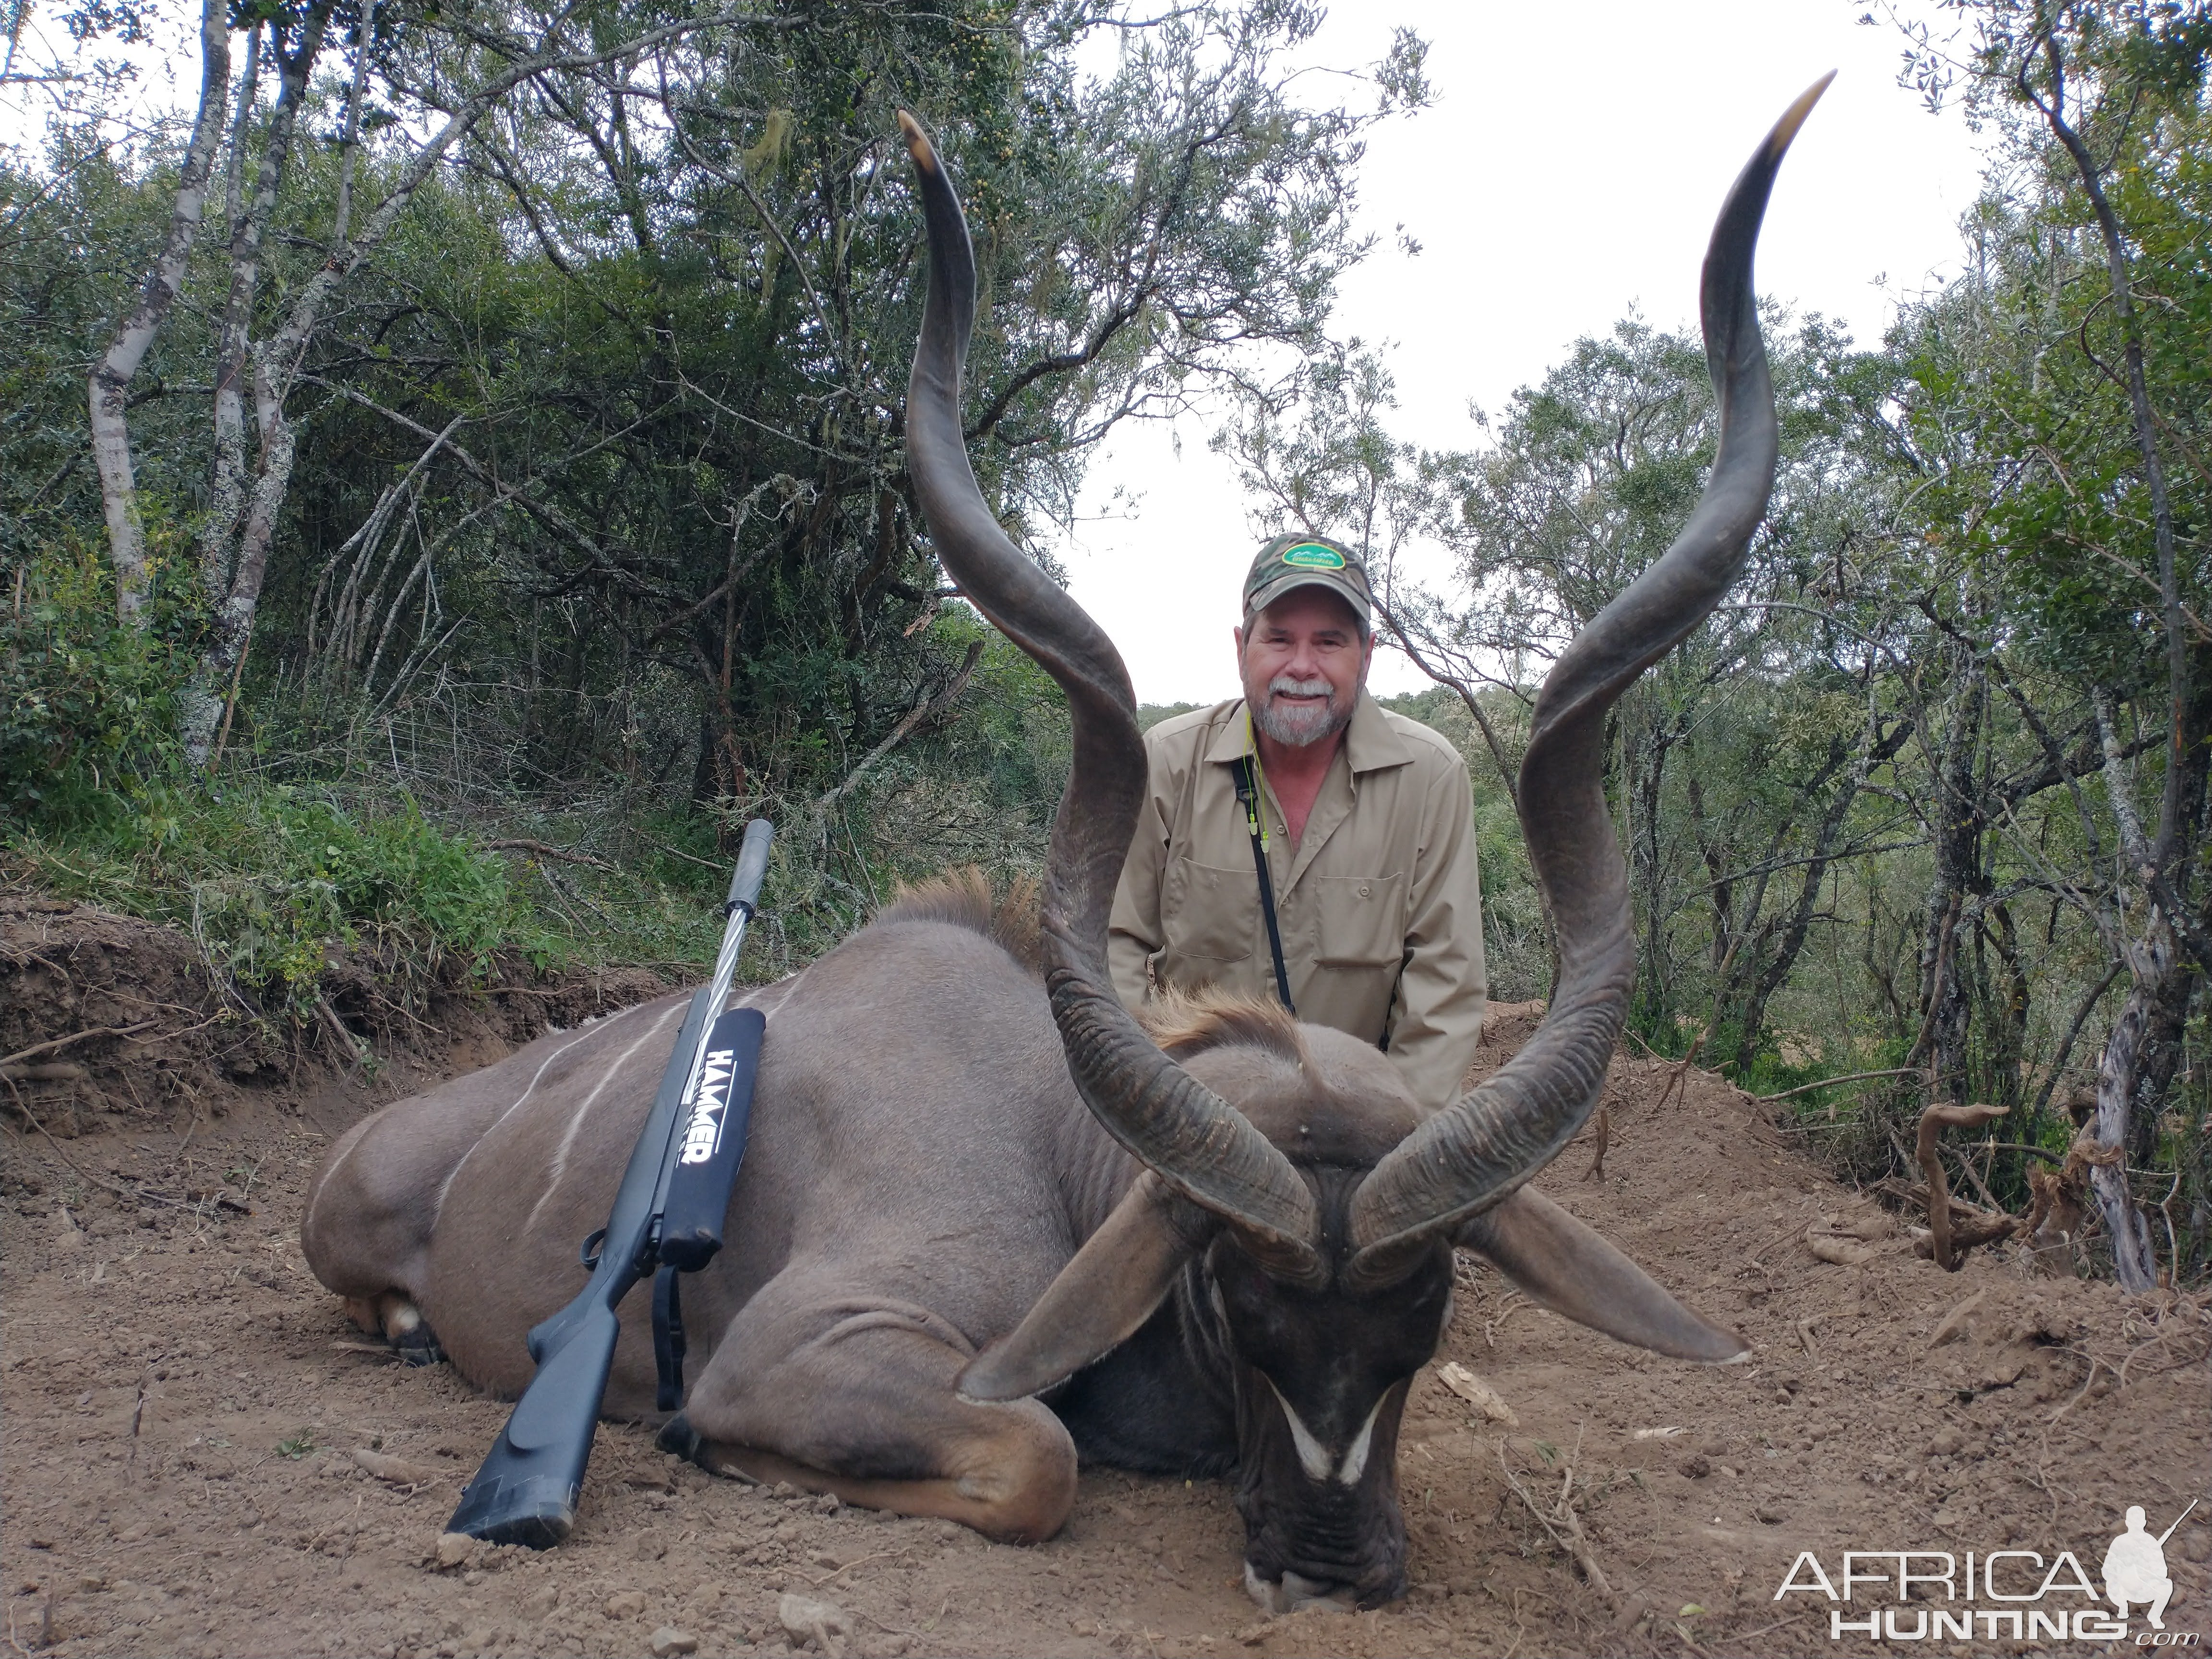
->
[1233,755,1296,1016]
[651,1264,687,1412]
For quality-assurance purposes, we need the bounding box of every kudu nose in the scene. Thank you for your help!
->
[1243,1563,1362,1615]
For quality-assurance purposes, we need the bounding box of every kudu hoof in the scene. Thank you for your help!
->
[655,1412,703,1463]
[345,1291,446,1365]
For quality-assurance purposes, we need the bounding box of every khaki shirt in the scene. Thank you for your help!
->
[1109,692,1488,1114]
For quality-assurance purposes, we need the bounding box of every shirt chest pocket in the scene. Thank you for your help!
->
[1163,857,1254,964]
[1309,871,1409,968]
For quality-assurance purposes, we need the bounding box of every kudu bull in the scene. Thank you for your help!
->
[301,82,1825,1608]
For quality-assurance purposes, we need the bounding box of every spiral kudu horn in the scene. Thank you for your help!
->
[1346,78,1832,1279]
[897,113,1320,1270]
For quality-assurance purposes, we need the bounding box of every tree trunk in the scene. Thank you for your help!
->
[1731,735,1863,1075]
[204,5,325,589]
[1628,696,1673,1032]
[1918,649,1984,1102]
[181,375,298,763]
[1980,902,2030,1110]
[2093,918,2189,1292]
[87,0,228,624]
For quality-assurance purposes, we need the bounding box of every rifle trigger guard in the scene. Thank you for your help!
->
[578,1227,607,1272]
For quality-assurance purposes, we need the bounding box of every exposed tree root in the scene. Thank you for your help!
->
[1913,1102,2013,1270]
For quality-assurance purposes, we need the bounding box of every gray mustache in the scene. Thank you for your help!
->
[1267,677,1334,699]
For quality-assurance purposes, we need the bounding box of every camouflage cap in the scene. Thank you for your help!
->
[1240,532,1373,632]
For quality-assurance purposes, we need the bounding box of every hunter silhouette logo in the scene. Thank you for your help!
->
[2107,1502,2195,1631]
[1777,1499,2199,1645]
[677,1048,736,1165]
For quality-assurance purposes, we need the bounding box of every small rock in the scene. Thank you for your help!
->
[1977,1354,2027,1389]
[1435,1361,1518,1426]
[1929,1426,1964,1457]
[519,1585,559,1620]
[78,1574,107,1592]
[779,1591,851,1658]
[1755,1504,1786,1525]
[649,1628,698,1657]
[811,1551,841,1570]
[633,1535,667,1562]
[354,1447,444,1485]
[433,1532,474,1570]
[1929,1290,1984,1349]
[1678,1455,1712,1479]
[770,1482,798,1500]
[605,1590,649,1619]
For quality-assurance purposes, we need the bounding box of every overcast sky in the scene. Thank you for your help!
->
[1064,1,1992,705]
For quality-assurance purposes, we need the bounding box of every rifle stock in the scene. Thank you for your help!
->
[444,1300,622,1545]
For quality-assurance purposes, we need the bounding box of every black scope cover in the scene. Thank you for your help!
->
[658,1006,767,1273]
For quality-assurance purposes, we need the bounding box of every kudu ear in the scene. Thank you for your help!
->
[958,1175,1193,1403]
[1458,1189,1749,1364]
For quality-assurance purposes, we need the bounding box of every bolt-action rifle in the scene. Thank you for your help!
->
[446,818,774,1547]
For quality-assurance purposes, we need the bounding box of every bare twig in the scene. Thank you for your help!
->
[483,838,614,871]
[1580,1104,1610,1181]
[1757,1067,1925,1105]
[0,1022,159,1070]
[1494,1438,1612,1597]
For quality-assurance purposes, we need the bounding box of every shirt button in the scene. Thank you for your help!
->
[1358,884,1371,898]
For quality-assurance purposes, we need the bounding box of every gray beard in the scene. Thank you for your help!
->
[1252,681,1354,748]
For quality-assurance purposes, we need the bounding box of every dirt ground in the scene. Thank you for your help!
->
[3,901,2207,1659]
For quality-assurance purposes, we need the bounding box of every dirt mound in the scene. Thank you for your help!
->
[0,897,273,1136]
[2,988,2204,1659]
[0,898,665,1147]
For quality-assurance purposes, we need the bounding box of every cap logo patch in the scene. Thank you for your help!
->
[1280,542,1346,571]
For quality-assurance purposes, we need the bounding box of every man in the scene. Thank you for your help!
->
[1109,531,1489,1115]
[2102,1505,2177,1630]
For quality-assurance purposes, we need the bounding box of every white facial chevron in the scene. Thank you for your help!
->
[1267,1379,1387,1485]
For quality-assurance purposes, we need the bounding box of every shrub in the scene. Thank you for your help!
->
[0,539,190,829]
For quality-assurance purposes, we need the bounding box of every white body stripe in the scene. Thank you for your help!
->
[429,1001,658,1226]
[522,1000,685,1235]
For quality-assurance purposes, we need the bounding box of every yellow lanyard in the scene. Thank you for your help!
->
[1240,711,1271,848]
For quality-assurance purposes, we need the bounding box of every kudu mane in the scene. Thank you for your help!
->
[1141,990,1306,1071]
[876,873,1309,1078]
[877,868,1044,974]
